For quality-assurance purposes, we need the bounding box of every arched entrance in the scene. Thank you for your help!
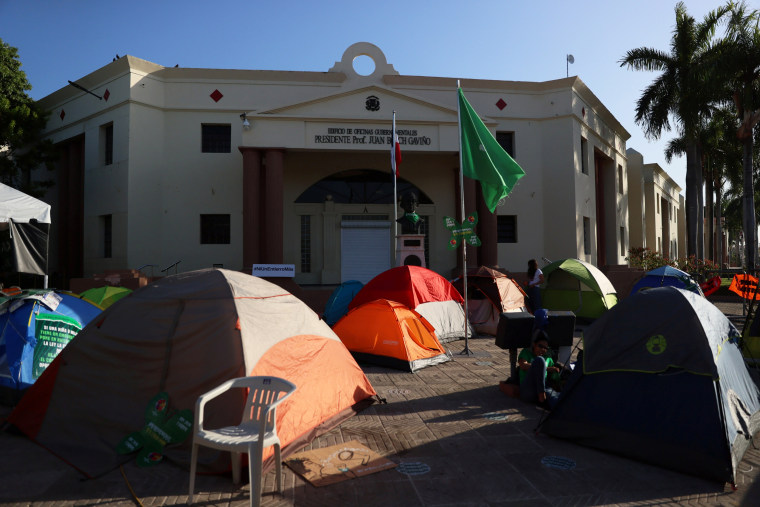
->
[295,169,433,284]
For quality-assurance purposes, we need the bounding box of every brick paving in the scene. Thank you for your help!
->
[1,300,758,506]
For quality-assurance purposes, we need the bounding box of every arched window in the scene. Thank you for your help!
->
[295,169,433,204]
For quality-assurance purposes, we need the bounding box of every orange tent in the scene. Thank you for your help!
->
[333,299,450,372]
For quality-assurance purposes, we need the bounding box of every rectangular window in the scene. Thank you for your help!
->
[101,214,112,258]
[620,226,625,256]
[101,123,113,165]
[200,214,230,244]
[583,216,591,254]
[580,137,588,174]
[201,124,231,153]
[496,132,515,158]
[617,165,623,194]
[497,215,517,243]
[656,194,660,213]
[300,215,311,273]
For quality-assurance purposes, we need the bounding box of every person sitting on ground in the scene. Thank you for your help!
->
[517,330,561,409]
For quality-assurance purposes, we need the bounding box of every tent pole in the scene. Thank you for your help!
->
[392,110,398,267]
[457,81,471,356]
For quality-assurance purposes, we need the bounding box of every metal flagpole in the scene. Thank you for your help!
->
[456,81,472,355]
[392,111,398,266]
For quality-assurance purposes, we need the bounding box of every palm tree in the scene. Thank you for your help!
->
[704,107,744,266]
[664,109,729,264]
[717,1,760,271]
[621,2,730,260]
[722,124,760,266]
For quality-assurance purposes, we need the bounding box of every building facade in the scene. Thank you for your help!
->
[626,148,684,260]
[37,43,631,287]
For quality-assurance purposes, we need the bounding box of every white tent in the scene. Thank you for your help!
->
[0,183,51,286]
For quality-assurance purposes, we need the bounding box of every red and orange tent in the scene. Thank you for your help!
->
[348,266,472,342]
[333,299,450,372]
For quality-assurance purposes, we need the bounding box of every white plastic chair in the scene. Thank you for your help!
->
[188,376,296,507]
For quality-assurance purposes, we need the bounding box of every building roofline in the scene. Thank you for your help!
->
[35,52,630,141]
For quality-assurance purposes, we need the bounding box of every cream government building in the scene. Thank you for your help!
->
[37,42,639,288]
[626,148,685,260]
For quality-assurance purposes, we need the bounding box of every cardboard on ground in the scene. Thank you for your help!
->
[284,440,397,487]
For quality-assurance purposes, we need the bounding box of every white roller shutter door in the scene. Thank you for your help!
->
[340,221,390,283]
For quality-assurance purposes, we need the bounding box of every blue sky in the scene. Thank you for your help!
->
[1,0,734,191]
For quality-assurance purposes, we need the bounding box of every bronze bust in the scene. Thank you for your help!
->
[397,191,424,234]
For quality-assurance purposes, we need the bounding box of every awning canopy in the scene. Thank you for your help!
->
[0,183,51,277]
[0,183,52,225]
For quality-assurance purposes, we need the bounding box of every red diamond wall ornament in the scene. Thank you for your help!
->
[496,98,507,110]
[60,110,65,120]
[210,89,223,102]
[103,89,110,101]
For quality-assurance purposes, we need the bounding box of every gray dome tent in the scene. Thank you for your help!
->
[540,286,760,485]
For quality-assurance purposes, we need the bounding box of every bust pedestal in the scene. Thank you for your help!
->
[397,234,426,268]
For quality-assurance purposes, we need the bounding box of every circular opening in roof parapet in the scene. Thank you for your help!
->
[353,55,375,76]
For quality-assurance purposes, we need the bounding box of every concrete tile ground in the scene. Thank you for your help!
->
[1,299,758,506]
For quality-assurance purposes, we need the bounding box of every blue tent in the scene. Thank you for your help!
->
[540,287,760,485]
[323,280,363,326]
[0,290,101,393]
[630,265,703,296]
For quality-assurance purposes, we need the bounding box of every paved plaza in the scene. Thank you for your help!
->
[1,300,758,507]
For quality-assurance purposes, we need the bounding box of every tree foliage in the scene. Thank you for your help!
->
[620,2,730,260]
[621,1,760,269]
[0,37,56,196]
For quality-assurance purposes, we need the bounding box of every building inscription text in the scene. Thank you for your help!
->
[314,127,431,146]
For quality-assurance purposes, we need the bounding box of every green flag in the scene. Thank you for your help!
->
[458,87,525,212]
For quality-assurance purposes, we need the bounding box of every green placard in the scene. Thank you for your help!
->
[33,314,82,379]
[443,212,481,250]
[116,391,194,467]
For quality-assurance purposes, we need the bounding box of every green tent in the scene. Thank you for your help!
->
[540,258,617,320]
[78,286,132,309]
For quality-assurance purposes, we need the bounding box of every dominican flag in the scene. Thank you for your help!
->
[391,112,402,177]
